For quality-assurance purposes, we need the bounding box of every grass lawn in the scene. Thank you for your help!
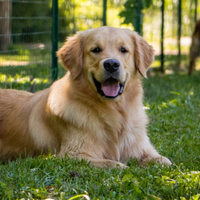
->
[0,68,200,199]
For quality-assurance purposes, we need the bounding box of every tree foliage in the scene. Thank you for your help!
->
[119,0,153,34]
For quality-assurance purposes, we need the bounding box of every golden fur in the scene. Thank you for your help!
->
[0,27,171,168]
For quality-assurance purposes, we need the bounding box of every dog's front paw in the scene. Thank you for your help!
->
[101,160,128,169]
[115,162,128,169]
[140,154,172,166]
[154,156,172,166]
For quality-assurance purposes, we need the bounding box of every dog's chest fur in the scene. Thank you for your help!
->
[47,81,145,163]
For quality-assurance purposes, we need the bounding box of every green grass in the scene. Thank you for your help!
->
[1,156,199,200]
[0,68,200,199]
[0,63,66,91]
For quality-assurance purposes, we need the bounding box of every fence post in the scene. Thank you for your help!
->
[52,0,58,82]
[160,0,164,73]
[194,0,197,22]
[134,0,142,35]
[73,0,76,34]
[103,0,107,26]
[0,1,12,51]
[177,0,181,69]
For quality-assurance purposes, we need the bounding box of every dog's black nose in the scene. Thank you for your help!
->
[104,59,120,73]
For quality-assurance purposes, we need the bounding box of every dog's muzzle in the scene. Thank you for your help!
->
[93,59,125,99]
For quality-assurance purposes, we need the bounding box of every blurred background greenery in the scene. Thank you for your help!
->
[0,0,199,91]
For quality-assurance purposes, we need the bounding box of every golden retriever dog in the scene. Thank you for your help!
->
[0,27,171,168]
[188,20,200,75]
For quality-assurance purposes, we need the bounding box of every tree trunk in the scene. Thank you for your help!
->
[0,0,12,51]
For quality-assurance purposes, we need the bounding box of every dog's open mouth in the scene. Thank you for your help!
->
[93,77,125,99]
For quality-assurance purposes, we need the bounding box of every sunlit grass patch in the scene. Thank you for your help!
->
[0,71,51,91]
[0,74,49,84]
[0,55,30,63]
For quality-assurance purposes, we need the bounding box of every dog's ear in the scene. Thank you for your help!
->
[57,32,83,80]
[132,33,154,78]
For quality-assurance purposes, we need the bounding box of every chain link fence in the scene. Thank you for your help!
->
[0,0,53,91]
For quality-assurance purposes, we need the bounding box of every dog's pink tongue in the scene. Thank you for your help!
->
[102,79,120,97]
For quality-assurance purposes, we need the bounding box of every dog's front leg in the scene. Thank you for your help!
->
[75,154,127,169]
[60,151,127,169]
[83,157,127,169]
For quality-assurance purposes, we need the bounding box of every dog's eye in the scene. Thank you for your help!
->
[120,47,128,53]
[91,47,102,53]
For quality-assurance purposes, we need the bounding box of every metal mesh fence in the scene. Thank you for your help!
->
[0,0,199,91]
[0,0,53,91]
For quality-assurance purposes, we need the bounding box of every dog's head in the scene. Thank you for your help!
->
[57,27,154,100]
